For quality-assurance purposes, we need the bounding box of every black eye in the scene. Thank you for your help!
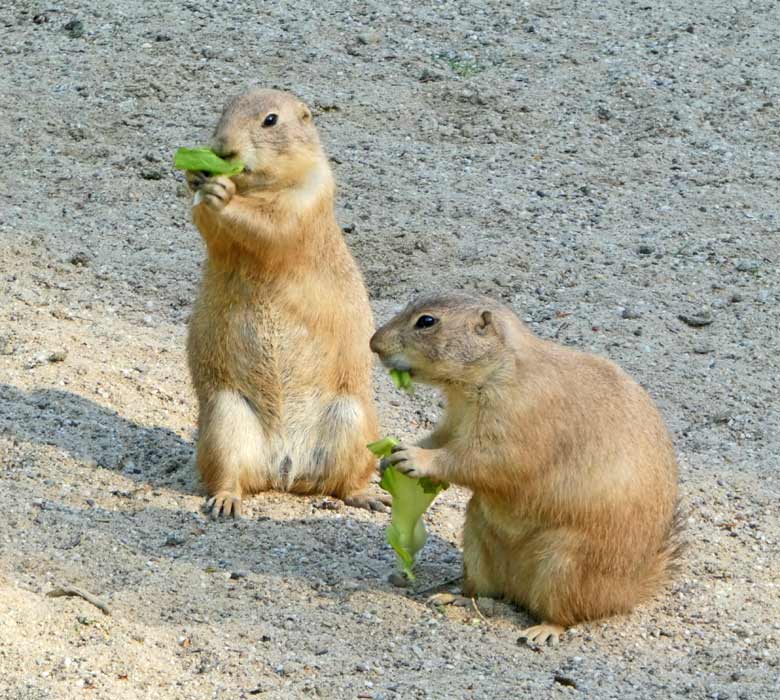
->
[263,113,278,127]
[414,315,438,329]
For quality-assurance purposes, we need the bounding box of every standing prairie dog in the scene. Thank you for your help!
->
[186,88,382,517]
[370,293,683,644]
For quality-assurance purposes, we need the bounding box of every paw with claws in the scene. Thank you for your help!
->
[517,623,565,647]
[428,592,471,607]
[188,173,236,211]
[343,492,392,513]
[205,491,243,519]
[383,444,438,480]
[185,170,207,193]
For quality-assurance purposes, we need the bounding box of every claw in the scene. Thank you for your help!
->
[428,592,470,607]
[518,623,565,647]
[198,175,236,211]
[205,492,243,519]
[343,492,391,512]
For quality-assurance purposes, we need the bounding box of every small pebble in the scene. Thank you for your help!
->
[678,312,714,327]
[70,252,91,266]
[553,674,578,689]
[420,68,444,82]
[357,31,380,45]
[621,307,642,320]
[64,19,84,38]
[735,259,760,272]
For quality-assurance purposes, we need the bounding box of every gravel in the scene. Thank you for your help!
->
[0,1,778,699]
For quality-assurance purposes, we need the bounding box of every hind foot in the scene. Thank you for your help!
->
[428,592,471,607]
[518,623,565,647]
[428,592,500,617]
[343,491,391,513]
[205,491,243,519]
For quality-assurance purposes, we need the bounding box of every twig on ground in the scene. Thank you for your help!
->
[46,585,111,616]
[470,597,488,622]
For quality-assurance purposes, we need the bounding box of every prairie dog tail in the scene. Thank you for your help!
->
[659,499,687,576]
[638,499,687,601]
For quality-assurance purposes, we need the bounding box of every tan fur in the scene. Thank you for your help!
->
[186,88,378,516]
[371,293,683,632]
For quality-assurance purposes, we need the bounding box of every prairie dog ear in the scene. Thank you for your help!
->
[475,310,493,336]
[299,104,312,122]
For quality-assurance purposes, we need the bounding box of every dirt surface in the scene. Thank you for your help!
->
[1,1,779,698]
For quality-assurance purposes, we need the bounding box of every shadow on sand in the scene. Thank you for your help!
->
[1,383,194,490]
[1,383,470,609]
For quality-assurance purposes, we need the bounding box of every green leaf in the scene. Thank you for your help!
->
[379,466,444,578]
[386,521,423,580]
[389,369,413,392]
[367,437,399,458]
[173,147,245,175]
[369,443,448,580]
[418,476,448,495]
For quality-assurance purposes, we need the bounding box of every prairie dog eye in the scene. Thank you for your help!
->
[263,113,278,127]
[414,315,438,329]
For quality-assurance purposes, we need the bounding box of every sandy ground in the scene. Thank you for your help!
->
[1,1,779,698]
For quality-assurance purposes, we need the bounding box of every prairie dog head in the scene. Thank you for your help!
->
[370,293,524,386]
[210,88,327,192]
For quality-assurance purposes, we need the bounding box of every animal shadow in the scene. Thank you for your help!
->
[0,383,467,606]
[0,383,195,491]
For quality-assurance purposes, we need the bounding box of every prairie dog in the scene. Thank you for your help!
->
[186,88,381,517]
[370,293,682,644]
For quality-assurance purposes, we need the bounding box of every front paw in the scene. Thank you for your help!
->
[518,623,565,647]
[199,175,236,211]
[386,444,434,479]
[205,491,243,519]
[185,170,207,193]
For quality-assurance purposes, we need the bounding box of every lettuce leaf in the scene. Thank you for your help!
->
[173,147,244,175]
[389,369,413,392]
[367,437,448,580]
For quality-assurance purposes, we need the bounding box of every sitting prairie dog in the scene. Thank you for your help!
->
[185,87,383,517]
[370,293,683,644]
